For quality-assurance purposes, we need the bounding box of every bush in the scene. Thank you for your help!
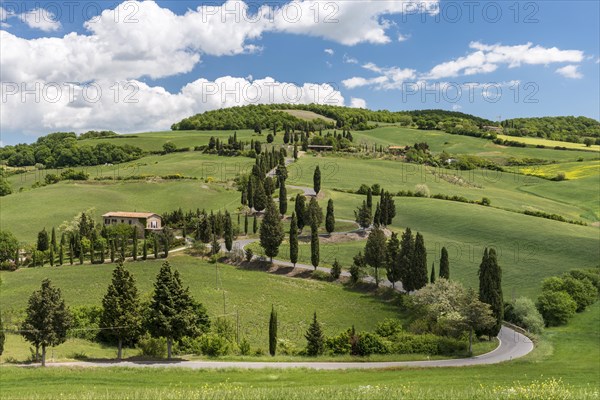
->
[311,270,330,281]
[245,248,254,262]
[239,338,251,355]
[199,333,230,356]
[325,331,352,355]
[277,339,299,355]
[542,276,597,312]
[330,259,342,280]
[392,333,439,355]
[356,332,390,356]
[138,334,167,358]
[414,184,430,197]
[504,297,544,334]
[566,269,600,292]
[44,174,60,184]
[375,318,403,338]
[70,306,102,341]
[60,169,89,181]
[536,290,577,326]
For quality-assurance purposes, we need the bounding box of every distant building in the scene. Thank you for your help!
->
[307,145,334,151]
[388,145,409,155]
[483,126,503,133]
[102,212,162,235]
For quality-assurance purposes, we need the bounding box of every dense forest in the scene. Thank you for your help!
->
[0,132,143,168]
[501,116,600,142]
[171,104,496,132]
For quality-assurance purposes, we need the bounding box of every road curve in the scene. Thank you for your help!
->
[43,326,532,370]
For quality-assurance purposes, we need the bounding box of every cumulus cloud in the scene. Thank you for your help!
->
[324,48,334,55]
[397,33,411,42]
[555,65,583,79]
[343,54,359,64]
[350,97,367,108]
[343,62,416,90]
[18,7,61,32]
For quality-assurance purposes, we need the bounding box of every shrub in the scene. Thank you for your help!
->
[239,338,251,355]
[536,290,577,326]
[311,270,330,281]
[330,259,342,280]
[277,339,299,356]
[325,331,351,355]
[375,318,403,338]
[60,169,89,180]
[70,306,102,341]
[392,333,439,355]
[356,332,390,356]
[504,297,544,334]
[480,197,491,206]
[199,333,230,356]
[245,248,254,262]
[138,334,167,358]
[542,276,597,312]
[414,184,430,197]
[566,269,600,292]
[44,174,60,184]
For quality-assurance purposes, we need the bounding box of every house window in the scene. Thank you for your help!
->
[105,219,109,224]
[112,219,117,224]
[121,219,124,223]
[128,220,132,225]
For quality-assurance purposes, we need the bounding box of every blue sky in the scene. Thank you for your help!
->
[1,1,598,144]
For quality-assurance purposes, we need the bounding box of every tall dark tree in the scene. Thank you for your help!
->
[132,227,138,261]
[306,197,323,228]
[293,143,298,160]
[478,248,503,336]
[253,215,258,234]
[279,183,288,217]
[21,279,72,366]
[269,305,277,356]
[224,212,233,252]
[439,247,450,279]
[142,240,148,260]
[310,223,320,270]
[305,312,324,356]
[354,200,372,230]
[289,213,299,267]
[51,227,57,252]
[430,262,436,283]
[246,178,254,210]
[373,202,381,227]
[198,215,212,243]
[410,232,428,291]
[398,228,415,290]
[366,188,373,211]
[37,228,49,251]
[58,244,64,266]
[325,199,335,235]
[385,232,401,288]
[0,311,4,356]
[295,194,307,231]
[364,227,387,287]
[313,166,321,194]
[244,214,249,235]
[100,262,141,360]
[259,200,284,262]
[147,261,209,359]
[253,179,268,212]
[153,236,159,259]
[162,235,169,258]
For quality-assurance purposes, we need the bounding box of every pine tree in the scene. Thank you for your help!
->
[21,279,72,366]
[269,305,277,356]
[142,240,148,260]
[325,199,335,235]
[364,227,387,287]
[310,223,320,270]
[354,200,372,230]
[439,247,450,279]
[260,201,284,263]
[279,184,288,216]
[385,232,401,288]
[313,166,321,194]
[253,215,259,234]
[295,194,307,231]
[305,312,324,356]
[430,262,436,283]
[410,232,428,291]
[478,248,503,336]
[330,259,342,280]
[132,227,138,261]
[147,262,209,359]
[289,213,299,267]
[224,212,233,252]
[100,262,141,360]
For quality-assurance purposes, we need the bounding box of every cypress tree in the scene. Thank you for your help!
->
[478,248,503,336]
[253,179,267,212]
[279,183,288,216]
[163,235,169,258]
[99,241,105,264]
[310,223,319,270]
[0,312,4,356]
[51,227,57,252]
[385,232,401,288]
[224,212,233,252]
[325,199,335,235]
[153,236,159,259]
[37,228,49,251]
[69,242,74,265]
[109,240,115,263]
[430,262,436,283]
[244,214,249,235]
[354,200,372,230]
[246,178,254,210]
[132,227,138,261]
[364,227,387,287]
[305,312,324,356]
[21,279,72,366]
[211,234,220,256]
[49,247,55,267]
[120,238,126,261]
[289,213,299,267]
[79,240,84,264]
[295,194,307,231]
[373,202,381,227]
[293,143,298,159]
[366,188,373,211]
[58,244,64,266]
[330,259,342,280]
[313,166,321,194]
[142,240,148,260]
[253,215,258,234]
[439,247,450,279]
[411,232,428,291]
[199,215,212,243]
[269,305,277,356]
[398,228,414,290]
[89,243,94,264]
[260,201,284,263]
[306,197,323,228]
[100,262,141,360]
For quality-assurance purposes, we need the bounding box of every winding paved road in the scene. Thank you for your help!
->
[44,326,532,370]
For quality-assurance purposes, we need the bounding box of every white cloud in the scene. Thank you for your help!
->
[343,62,416,90]
[343,54,359,64]
[350,97,367,108]
[555,65,583,79]
[18,7,61,32]
[398,33,411,42]
[324,48,334,55]
[425,42,584,80]
[451,104,462,111]
[1,77,346,137]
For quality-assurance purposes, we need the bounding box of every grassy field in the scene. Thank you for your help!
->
[279,109,336,124]
[1,302,597,399]
[0,254,401,348]
[496,134,600,152]
[518,160,599,180]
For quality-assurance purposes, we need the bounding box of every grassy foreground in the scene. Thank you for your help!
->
[0,303,598,399]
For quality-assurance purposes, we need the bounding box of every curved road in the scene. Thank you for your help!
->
[45,326,532,370]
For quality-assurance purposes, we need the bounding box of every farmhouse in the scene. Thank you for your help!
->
[102,212,162,235]
[307,145,334,152]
